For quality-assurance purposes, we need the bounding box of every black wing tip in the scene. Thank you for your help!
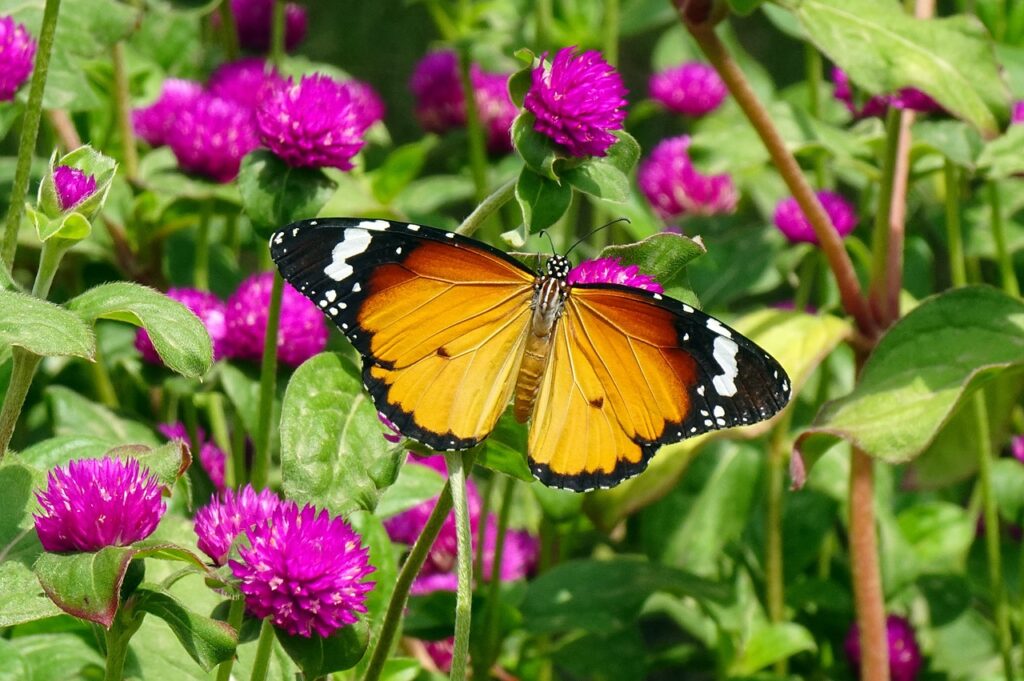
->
[529,452,655,493]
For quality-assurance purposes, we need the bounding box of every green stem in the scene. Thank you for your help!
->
[475,477,494,576]
[195,202,212,291]
[270,0,285,69]
[230,402,248,486]
[111,42,138,182]
[478,475,514,675]
[103,626,131,681]
[217,0,241,61]
[989,183,1020,298]
[204,393,234,488]
[445,452,474,681]
[456,178,516,236]
[0,348,42,457]
[457,45,489,206]
[975,392,1016,681]
[2,0,63,272]
[250,618,275,681]
[90,344,120,409]
[804,44,827,189]
[765,411,793,675]
[535,0,552,51]
[792,250,817,312]
[944,161,967,288]
[32,238,68,299]
[868,110,901,314]
[250,272,283,490]
[602,0,619,66]
[215,596,246,681]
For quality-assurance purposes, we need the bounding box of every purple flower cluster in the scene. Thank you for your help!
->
[567,258,663,293]
[34,457,166,552]
[409,51,518,153]
[170,95,261,183]
[194,485,281,565]
[638,136,737,220]
[0,15,36,101]
[158,422,227,492]
[832,68,941,119]
[136,288,229,363]
[845,615,922,681]
[52,166,97,212]
[649,63,726,117]
[133,79,205,148]
[524,47,628,158]
[207,57,284,113]
[773,191,858,245]
[1013,101,1024,125]
[215,0,308,53]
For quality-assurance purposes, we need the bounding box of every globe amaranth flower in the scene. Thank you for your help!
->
[845,615,922,681]
[473,69,517,153]
[410,51,465,134]
[649,62,726,117]
[158,422,227,492]
[136,288,229,363]
[0,16,36,101]
[638,136,737,220]
[132,78,204,147]
[167,94,259,182]
[216,0,307,53]
[207,58,283,113]
[257,74,373,171]
[773,190,857,245]
[34,457,166,552]
[230,501,375,638]
[1013,101,1024,125]
[1011,435,1024,463]
[225,272,328,367]
[378,412,402,444]
[194,484,280,564]
[52,166,97,212]
[524,47,628,158]
[832,67,941,119]
[567,257,663,293]
[342,79,386,128]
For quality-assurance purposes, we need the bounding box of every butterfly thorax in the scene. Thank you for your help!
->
[514,259,569,423]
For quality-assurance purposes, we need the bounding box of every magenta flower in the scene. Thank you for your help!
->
[342,79,386,127]
[773,191,857,245]
[845,615,922,681]
[481,517,539,582]
[473,69,517,153]
[423,638,455,672]
[136,288,229,363]
[216,0,307,53]
[567,257,663,293]
[194,485,280,565]
[0,16,36,101]
[52,166,97,212]
[378,412,402,444]
[225,272,328,367]
[167,94,259,182]
[524,47,628,158]
[832,67,941,119]
[132,78,204,148]
[638,136,737,220]
[230,501,375,638]
[158,422,227,492]
[34,457,166,553]
[1013,101,1024,125]
[257,74,372,171]
[410,51,465,134]
[207,58,283,113]
[1011,435,1024,463]
[649,63,726,117]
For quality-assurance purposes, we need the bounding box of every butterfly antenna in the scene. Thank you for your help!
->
[539,229,557,255]
[564,217,631,257]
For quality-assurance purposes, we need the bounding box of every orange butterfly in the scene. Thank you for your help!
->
[270,218,790,491]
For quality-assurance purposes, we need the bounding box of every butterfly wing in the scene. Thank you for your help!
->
[528,284,791,491]
[270,218,536,451]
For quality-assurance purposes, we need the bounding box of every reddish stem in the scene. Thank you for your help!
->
[849,448,890,681]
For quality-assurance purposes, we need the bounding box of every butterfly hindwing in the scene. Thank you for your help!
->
[271,218,536,451]
[527,283,790,491]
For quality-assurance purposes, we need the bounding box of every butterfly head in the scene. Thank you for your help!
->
[545,255,571,280]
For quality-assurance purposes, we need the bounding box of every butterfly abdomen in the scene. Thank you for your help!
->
[514,277,566,423]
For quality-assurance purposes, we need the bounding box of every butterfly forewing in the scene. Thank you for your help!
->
[270,218,536,450]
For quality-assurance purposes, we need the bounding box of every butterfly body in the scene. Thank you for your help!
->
[271,218,791,492]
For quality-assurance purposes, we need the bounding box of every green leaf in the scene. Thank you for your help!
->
[0,289,94,359]
[348,511,397,680]
[515,167,572,234]
[0,639,29,681]
[599,233,706,307]
[977,125,1024,179]
[104,441,192,488]
[237,150,337,238]
[370,137,438,204]
[797,287,1024,463]
[561,132,640,203]
[727,0,766,14]
[521,558,728,634]
[133,586,237,671]
[375,461,445,519]
[992,459,1024,526]
[280,353,403,515]
[729,622,816,675]
[792,0,1009,136]
[0,462,45,567]
[532,483,584,522]
[475,413,533,482]
[7,633,104,681]
[45,386,157,444]
[0,562,61,628]
[512,112,560,180]
[913,120,983,170]
[896,502,974,571]
[276,620,369,676]
[67,282,213,379]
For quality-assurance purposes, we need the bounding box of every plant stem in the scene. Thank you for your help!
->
[535,0,552,50]
[944,161,967,288]
[974,392,1016,681]
[478,475,514,675]
[204,393,234,487]
[0,348,42,457]
[270,0,285,69]
[250,618,275,681]
[989,182,1020,298]
[32,239,67,299]
[250,271,283,490]
[217,0,241,61]
[867,110,901,323]
[90,344,120,409]
[457,45,489,206]
[1,0,62,272]
[685,22,877,339]
[215,595,246,681]
[765,414,791,626]
[103,624,131,681]
[111,42,138,182]
[363,479,457,681]
[456,178,516,236]
[195,202,212,291]
[849,448,889,681]
[602,0,619,66]
[881,108,915,326]
[445,451,474,681]
[47,110,82,150]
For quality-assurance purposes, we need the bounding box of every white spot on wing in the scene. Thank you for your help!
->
[696,385,705,396]
[711,336,740,397]
[326,290,337,302]
[353,282,361,293]
[653,293,663,300]
[358,219,390,231]
[325,230,373,281]
[445,232,455,238]
[682,304,694,313]
[713,405,725,417]
[408,224,421,231]
[706,318,732,338]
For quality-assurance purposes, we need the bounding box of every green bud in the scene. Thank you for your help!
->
[36,146,118,222]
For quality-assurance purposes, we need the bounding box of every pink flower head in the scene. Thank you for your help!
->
[194,485,280,565]
[136,288,229,363]
[34,457,166,552]
[52,166,97,212]
[167,94,259,182]
[473,68,517,153]
[773,191,857,245]
[217,0,307,53]
[1013,101,1024,125]
[158,422,227,492]
[524,47,628,158]
[649,63,726,117]
[257,73,372,171]
[567,257,663,293]
[638,136,737,220]
[229,501,375,637]
[1012,435,1024,463]
[481,518,539,582]
[410,51,465,133]
[845,615,922,681]
[0,16,36,101]
[832,67,941,118]
[378,412,402,444]
[207,58,284,113]
[342,79,386,127]
[423,638,455,672]
[132,78,204,147]
[225,272,328,367]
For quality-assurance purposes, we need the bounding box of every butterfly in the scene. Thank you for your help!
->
[270,218,791,492]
